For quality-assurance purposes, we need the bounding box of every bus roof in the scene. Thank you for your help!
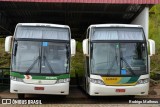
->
[88,24,143,29]
[16,23,70,29]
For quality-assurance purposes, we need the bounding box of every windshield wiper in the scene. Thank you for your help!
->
[107,56,118,75]
[43,56,55,74]
[26,56,40,74]
[107,46,119,75]
[120,57,136,75]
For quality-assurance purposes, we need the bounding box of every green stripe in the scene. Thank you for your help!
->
[10,72,70,80]
[127,76,139,83]
[10,72,24,78]
[118,77,131,84]
[117,76,139,84]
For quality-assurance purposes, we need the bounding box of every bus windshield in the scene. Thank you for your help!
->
[12,41,69,75]
[91,42,147,76]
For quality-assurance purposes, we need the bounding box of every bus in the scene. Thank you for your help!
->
[82,24,155,96]
[5,23,76,98]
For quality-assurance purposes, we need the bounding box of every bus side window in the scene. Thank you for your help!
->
[86,28,90,39]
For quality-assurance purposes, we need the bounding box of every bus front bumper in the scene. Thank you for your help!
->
[10,80,69,95]
[89,82,149,96]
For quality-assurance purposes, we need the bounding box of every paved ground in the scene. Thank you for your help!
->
[0,84,160,106]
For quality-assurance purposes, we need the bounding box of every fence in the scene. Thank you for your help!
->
[0,68,10,85]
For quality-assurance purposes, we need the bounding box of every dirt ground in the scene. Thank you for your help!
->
[147,80,160,98]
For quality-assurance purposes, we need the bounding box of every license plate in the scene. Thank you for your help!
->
[34,87,44,90]
[116,89,125,92]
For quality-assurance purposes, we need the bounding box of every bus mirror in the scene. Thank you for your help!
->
[71,39,76,56]
[5,36,12,53]
[148,39,155,56]
[82,39,89,56]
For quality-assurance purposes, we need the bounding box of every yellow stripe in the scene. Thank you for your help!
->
[102,77,137,86]
[102,77,121,84]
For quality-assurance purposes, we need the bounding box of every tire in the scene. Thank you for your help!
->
[18,94,25,99]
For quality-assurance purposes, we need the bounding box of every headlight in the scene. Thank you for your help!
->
[137,78,149,84]
[89,78,105,85]
[10,76,23,82]
[56,78,70,83]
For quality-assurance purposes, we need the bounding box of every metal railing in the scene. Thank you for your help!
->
[0,68,10,85]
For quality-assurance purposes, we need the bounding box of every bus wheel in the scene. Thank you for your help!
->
[18,94,25,99]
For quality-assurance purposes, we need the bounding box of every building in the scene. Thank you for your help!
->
[0,0,159,38]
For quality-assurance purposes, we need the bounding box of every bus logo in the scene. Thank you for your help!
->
[106,77,117,80]
[46,77,57,80]
[24,75,32,79]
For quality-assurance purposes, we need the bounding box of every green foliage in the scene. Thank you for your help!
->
[3,70,10,75]
[70,41,84,77]
[150,72,156,79]
[0,38,11,68]
[149,4,160,71]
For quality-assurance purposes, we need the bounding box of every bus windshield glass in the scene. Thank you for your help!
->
[12,26,70,75]
[12,41,69,75]
[90,27,147,76]
[91,42,147,75]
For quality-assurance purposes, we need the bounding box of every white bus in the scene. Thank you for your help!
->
[82,24,155,96]
[5,23,76,98]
